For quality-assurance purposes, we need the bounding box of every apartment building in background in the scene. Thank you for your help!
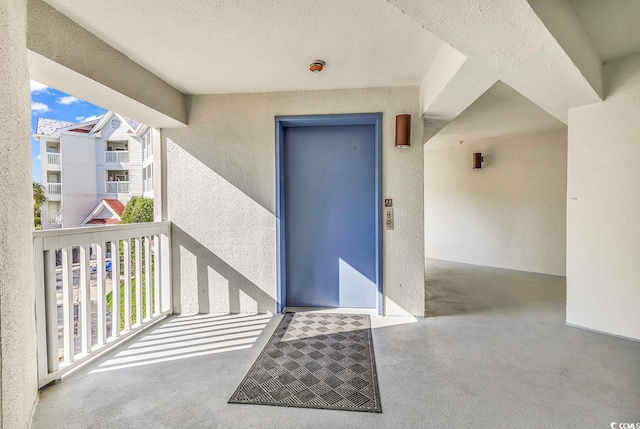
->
[34,111,156,229]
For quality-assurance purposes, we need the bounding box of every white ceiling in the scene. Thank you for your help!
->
[569,0,640,62]
[44,0,445,95]
[427,82,566,146]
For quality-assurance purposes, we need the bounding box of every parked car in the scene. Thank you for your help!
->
[90,260,112,273]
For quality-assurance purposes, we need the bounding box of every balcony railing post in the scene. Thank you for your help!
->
[61,247,74,364]
[144,236,152,321]
[134,238,142,326]
[111,241,121,339]
[160,230,172,313]
[153,235,161,316]
[123,239,132,331]
[44,250,58,374]
[96,242,107,346]
[33,236,49,380]
[80,245,91,355]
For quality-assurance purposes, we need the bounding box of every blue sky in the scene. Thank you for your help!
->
[30,81,107,183]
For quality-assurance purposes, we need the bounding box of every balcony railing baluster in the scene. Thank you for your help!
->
[32,222,172,387]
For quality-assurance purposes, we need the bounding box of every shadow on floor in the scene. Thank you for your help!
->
[88,313,272,374]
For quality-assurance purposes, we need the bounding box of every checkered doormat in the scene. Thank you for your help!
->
[228,312,382,413]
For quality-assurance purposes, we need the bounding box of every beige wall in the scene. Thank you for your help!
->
[567,53,640,340]
[164,86,425,316]
[424,129,568,276]
[0,0,38,427]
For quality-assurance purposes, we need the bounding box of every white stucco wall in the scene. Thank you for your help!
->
[164,87,425,316]
[424,129,567,276]
[0,0,38,427]
[567,53,640,340]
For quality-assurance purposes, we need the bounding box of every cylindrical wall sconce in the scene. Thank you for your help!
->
[473,153,484,169]
[395,114,411,148]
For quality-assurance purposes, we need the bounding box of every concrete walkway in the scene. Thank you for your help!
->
[31,260,640,428]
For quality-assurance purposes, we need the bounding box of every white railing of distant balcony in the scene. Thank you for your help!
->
[33,222,172,386]
[47,183,61,195]
[143,179,153,193]
[48,212,62,225]
[105,151,129,163]
[47,152,60,165]
[105,181,130,193]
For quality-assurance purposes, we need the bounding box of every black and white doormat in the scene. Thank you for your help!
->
[228,312,382,413]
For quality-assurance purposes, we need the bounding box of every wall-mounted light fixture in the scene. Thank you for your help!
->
[473,153,484,169]
[395,114,411,148]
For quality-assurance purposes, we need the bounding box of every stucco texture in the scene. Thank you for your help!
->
[567,53,640,340]
[165,87,425,316]
[424,129,568,276]
[0,0,38,427]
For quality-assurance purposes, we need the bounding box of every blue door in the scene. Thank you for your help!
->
[284,124,377,308]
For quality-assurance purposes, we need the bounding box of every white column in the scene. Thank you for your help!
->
[0,0,38,426]
[153,128,167,222]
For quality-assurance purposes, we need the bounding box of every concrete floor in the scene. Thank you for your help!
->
[31,259,640,428]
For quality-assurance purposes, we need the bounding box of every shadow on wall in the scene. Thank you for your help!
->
[172,225,276,314]
[165,98,277,214]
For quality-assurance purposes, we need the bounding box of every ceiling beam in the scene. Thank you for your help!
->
[27,0,187,128]
[420,45,497,120]
[388,0,603,123]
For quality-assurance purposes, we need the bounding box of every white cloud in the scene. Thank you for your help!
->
[30,80,49,93]
[31,102,50,112]
[76,114,102,122]
[57,96,80,105]
[36,154,41,161]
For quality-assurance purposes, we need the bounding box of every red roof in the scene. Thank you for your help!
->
[103,199,125,216]
[86,218,120,225]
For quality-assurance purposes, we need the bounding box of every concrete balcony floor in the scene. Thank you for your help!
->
[32,260,640,428]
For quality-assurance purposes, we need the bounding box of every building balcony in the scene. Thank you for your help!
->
[105,181,130,193]
[47,183,61,195]
[105,151,130,164]
[47,212,62,225]
[46,152,60,165]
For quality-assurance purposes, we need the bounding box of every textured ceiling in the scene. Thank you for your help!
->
[44,0,445,95]
[428,82,566,146]
[569,0,640,62]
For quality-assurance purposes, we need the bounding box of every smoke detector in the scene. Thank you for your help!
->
[309,60,325,73]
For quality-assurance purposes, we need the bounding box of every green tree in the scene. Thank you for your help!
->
[33,182,48,230]
[120,196,154,224]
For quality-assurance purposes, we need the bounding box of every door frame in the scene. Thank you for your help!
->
[275,113,383,315]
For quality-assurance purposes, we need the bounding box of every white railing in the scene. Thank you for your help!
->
[33,222,172,386]
[105,181,130,193]
[47,153,60,165]
[144,179,152,193]
[105,151,129,163]
[48,212,62,225]
[47,183,61,195]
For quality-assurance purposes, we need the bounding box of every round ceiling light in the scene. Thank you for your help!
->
[309,60,325,73]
